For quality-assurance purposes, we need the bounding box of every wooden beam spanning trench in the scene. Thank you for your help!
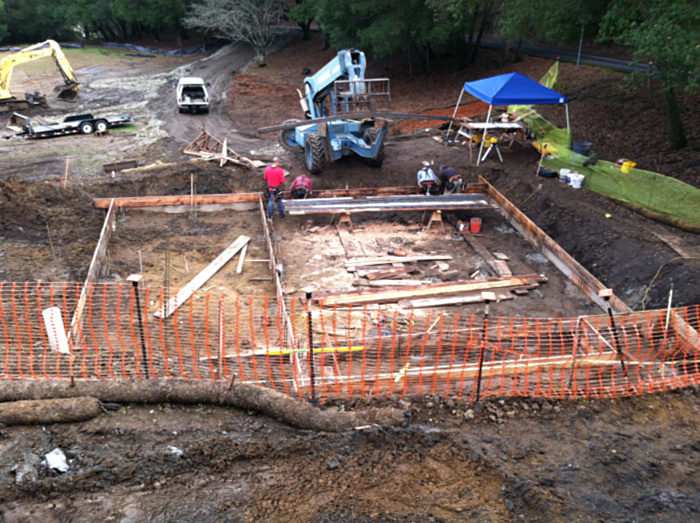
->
[92,185,488,209]
[479,175,632,314]
[286,193,492,215]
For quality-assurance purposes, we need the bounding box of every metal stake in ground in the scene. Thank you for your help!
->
[599,288,628,381]
[128,274,150,379]
[305,290,317,402]
[474,291,495,402]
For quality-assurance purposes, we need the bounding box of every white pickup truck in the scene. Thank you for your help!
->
[176,77,210,114]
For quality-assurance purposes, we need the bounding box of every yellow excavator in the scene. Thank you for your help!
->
[0,40,80,112]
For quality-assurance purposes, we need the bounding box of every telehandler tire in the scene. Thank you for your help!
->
[279,119,303,152]
[305,134,326,174]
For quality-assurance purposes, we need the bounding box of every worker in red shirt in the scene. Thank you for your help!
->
[290,174,312,199]
[264,158,286,220]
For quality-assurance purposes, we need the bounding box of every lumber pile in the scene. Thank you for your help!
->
[181,128,267,169]
[314,273,546,307]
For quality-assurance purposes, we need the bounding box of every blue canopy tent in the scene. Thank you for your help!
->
[446,72,569,165]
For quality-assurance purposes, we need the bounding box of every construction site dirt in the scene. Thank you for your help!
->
[1,32,700,522]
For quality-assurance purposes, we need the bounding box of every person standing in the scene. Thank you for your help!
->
[290,174,313,199]
[417,163,439,195]
[264,157,286,219]
[438,166,463,194]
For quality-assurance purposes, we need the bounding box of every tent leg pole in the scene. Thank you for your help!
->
[565,103,571,147]
[445,90,465,140]
[476,105,492,166]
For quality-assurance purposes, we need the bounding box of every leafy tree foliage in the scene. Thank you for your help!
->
[598,0,700,150]
[183,0,287,64]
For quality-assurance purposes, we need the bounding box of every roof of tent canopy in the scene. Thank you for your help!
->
[463,72,567,105]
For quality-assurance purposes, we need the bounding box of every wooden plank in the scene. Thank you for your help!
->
[345,255,453,267]
[102,159,138,173]
[354,279,434,287]
[462,233,512,277]
[94,193,260,209]
[365,267,413,280]
[70,199,117,344]
[259,195,274,271]
[236,243,248,274]
[671,310,700,350]
[154,235,250,318]
[399,291,514,309]
[315,274,546,307]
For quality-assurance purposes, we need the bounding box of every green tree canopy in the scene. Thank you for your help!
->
[598,0,700,149]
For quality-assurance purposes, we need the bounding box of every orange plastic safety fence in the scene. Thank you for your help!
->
[0,283,698,402]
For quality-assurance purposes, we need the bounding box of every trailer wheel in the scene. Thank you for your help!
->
[80,121,94,134]
[305,134,326,174]
[278,119,303,152]
[363,127,385,167]
[95,120,108,133]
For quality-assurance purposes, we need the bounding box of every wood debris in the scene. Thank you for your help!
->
[181,128,267,169]
[314,274,546,307]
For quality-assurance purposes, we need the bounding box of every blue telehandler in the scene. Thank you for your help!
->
[277,49,391,174]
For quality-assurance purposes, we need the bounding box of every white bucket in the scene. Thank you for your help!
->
[559,168,571,182]
[569,173,585,189]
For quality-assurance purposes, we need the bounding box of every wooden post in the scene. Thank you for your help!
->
[63,157,70,188]
[306,291,316,402]
[128,274,150,379]
[474,292,495,402]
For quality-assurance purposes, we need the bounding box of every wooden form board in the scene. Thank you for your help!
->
[296,351,622,395]
[315,274,545,307]
[462,234,512,277]
[478,175,632,314]
[672,310,700,350]
[154,235,250,318]
[399,290,514,309]
[70,199,117,344]
[236,244,248,274]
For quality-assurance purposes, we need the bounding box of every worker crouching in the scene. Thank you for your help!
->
[417,164,440,195]
[439,166,463,194]
[290,174,313,199]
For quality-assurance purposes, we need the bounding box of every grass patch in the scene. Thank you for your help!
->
[0,45,156,77]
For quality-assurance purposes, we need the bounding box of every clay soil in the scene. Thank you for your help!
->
[1,32,700,522]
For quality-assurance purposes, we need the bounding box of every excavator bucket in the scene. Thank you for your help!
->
[55,82,79,102]
[24,91,48,107]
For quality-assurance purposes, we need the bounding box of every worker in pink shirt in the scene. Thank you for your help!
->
[264,157,286,220]
[290,174,312,199]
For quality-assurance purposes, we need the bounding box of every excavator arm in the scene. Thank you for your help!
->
[0,40,79,104]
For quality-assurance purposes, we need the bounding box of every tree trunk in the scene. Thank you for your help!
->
[515,40,524,62]
[0,381,405,432]
[500,40,510,66]
[471,1,493,65]
[663,88,687,150]
[464,4,478,67]
[298,21,312,40]
[455,29,469,70]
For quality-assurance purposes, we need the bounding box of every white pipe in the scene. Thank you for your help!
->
[565,103,571,147]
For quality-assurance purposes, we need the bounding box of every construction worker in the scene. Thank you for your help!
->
[290,174,313,199]
[264,157,285,220]
[417,163,439,195]
[438,166,463,194]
